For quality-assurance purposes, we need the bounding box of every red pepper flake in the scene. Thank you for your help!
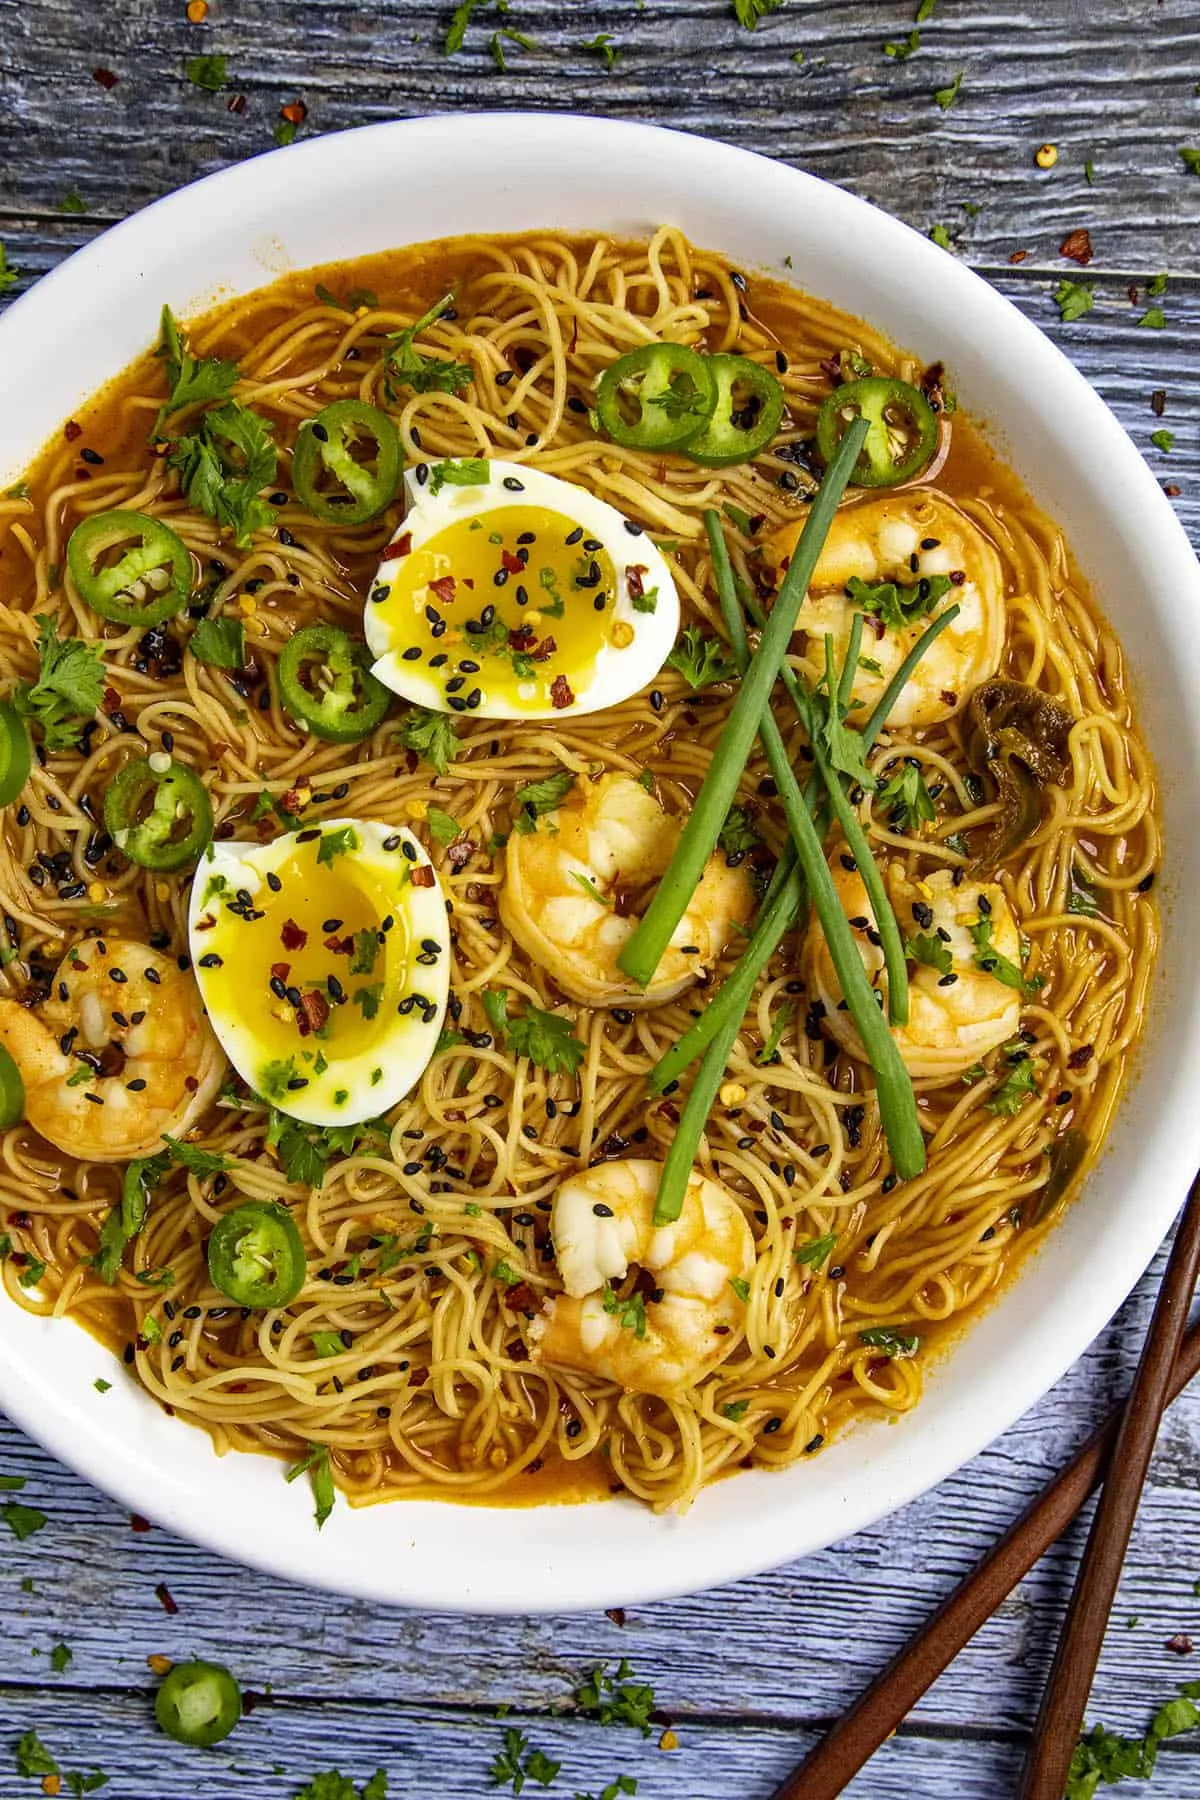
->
[504,1281,537,1313]
[184,1075,199,1092]
[1059,228,1093,265]
[530,635,557,663]
[385,532,412,558]
[1008,249,1030,265]
[280,918,307,951]
[605,1607,627,1628]
[282,785,307,815]
[447,839,473,871]
[409,865,436,888]
[1164,483,1182,498]
[227,93,248,115]
[270,961,291,983]
[102,685,122,714]
[92,66,119,89]
[323,934,353,954]
[130,1513,151,1533]
[550,673,574,710]
[1167,1634,1195,1655]
[428,576,456,607]
[1067,1044,1094,1069]
[154,1581,179,1615]
[1151,389,1167,416]
[64,420,83,443]
[296,990,330,1037]
[280,99,308,125]
[626,565,649,602]
[508,624,535,651]
[501,549,525,575]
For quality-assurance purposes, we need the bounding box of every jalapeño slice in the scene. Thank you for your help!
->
[207,1201,306,1309]
[816,377,939,488]
[292,399,401,525]
[277,623,391,743]
[103,757,213,871]
[67,510,192,626]
[595,343,719,452]
[682,354,786,468]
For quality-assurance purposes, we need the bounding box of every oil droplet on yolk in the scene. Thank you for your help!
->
[377,505,620,712]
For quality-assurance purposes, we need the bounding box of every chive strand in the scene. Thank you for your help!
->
[702,526,920,1174]
[652,1006,744,1227]
[650,600,962,1093]
[617,415,870,991]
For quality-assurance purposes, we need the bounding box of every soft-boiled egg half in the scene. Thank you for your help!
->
[363,459,680,719]
[187,818,450,1127]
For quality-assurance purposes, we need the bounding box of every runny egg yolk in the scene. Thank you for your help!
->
[194,837,409,1072]
[376,505,621,713]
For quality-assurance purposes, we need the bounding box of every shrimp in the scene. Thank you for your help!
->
[500,772,755,1009]
[765,490,1006,728]
[529,1158,755,1396]
[0,937,225,1161]
[802,857,1022,1079]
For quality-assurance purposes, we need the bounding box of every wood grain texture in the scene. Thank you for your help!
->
[2,3,1200,1796]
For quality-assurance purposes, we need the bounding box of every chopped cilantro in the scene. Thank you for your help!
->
[482,988,586,1075]
[489,1726,560,1793]
[397,705,459,775]
[905,931,953,976]
[350,929,380,975]
[1179,147,1200,174]
[0,241,21,298]
[795,1233,836,1270]
[169,400,277,546]
[847,570,952,631]
[581,32,619,67]
[58,190,87,215]
[428,457,490,496]
[314,283,380,313]
[1138,307,1167,330]
[351,983,383,1021]
[630,585,658,614]
[512,769,575,832]
[934,69,963,109]
[718,804,760,859]
[602,1284,647,1339]
[383,293,473,399]
[968,914,1040,995]
[426,805,462,846]
[929,222,953,248]
[162,1135,229,1177]
[859,1327,920,1357]
[1151,429,1175,453]
[987,1053,1040,1116]
[2,1498,49,1540]
[155,304,239,428]
[293,1771,388,1800]
[285,1442,336,1530]
[732,0,784,25]
[50,1642,72,1674]
[189,615,246,670]
[1054,279,1095,323]
[311,1332,343,1358]
[11,614,105,752]
[722,1400,751,1422]
[574,1659,657,1736]
[317,825,359,867]
[15,1730,59,1776]
[185,53,228,91]
[666,624,736,690]
[728,1276,751,1302]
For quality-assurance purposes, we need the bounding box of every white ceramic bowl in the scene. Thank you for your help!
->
[1,114,1197,1614]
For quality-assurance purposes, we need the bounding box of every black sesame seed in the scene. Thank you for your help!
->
[592,1203,614,1217]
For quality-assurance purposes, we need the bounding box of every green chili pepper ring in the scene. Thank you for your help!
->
[67,509,193,627]
[207,1201,307,1309]
[682,354,786,468]
[154,1659,243,1747]
[595,342,719,453]
[277,623,391,743]
[816,376,939,488]
[103,757,213,872]
[0,700,31,810]
[292,399,401,525]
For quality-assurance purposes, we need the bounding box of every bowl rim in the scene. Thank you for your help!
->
[0,110,1197,1614]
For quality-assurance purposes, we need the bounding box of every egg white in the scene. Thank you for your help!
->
[363,459,680,719]
[187,818,450,1128]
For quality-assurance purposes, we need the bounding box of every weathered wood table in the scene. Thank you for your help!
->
[2,3,1199,1794]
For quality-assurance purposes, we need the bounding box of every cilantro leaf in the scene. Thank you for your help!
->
[483,988,586,1075]
[846,571,952,632]
[169,400,277,546]
[968,914,1039,995]
[0,241,21,298]
[581,33,619,68]
[602,1284,647,1340]
[666,623,736,690]
[574,1660,657,1736]
[512,769,576,832]
[794,1233,836,1270]
[293,1770,388,1800]
[162,1135,230,1177]
[317,825,359,867]
[428,457,490,496]
[445,0,485,54]
[350,929,380,975]
[189,615,246,669]
[15,1729,60,1776]
[1179,147,1200,175]
[314,283,381,313]
[1151,428,1174,453]
[722,1400,751,1422]
[859,1327,920,1357]
[986,1053,1040,1116]
[397,705,459,775]
[426,805,462,847]
[876,761,936,831]
[905,931,953,976]
[934,69,963,109]
[383,293,473,399]
[267,1110,387,1189]
[185,53,228,91]
[91,1149,171,1284]
[1138,307,1167,330]
[718,804,760,860]
[311,1331,343,1358]
[50,1642,72,1674]
[3,1499,49,1540]
[11,615,105,752]
[285,1442,336,1530]
[733,0,784,26]
[154,305,239,430]
[1055,280,1095,324]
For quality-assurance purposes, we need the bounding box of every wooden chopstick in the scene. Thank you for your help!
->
[771,1176,1200,1800]
[1016,1170,1200,1797]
